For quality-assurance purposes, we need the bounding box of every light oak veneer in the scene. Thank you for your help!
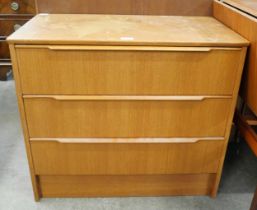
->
[16,46,242,95]
[39,174,216,197]
[31,140,224,175]
[24,97,232,138]
[7,14,248,200]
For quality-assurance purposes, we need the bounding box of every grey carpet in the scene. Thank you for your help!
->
[0,81,256,210]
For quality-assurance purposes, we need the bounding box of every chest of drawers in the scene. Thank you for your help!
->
[8,14,248,200]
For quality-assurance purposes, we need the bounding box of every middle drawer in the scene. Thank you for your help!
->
[24,96,232,138]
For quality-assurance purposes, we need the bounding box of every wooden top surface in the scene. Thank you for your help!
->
[7,14,248,47]
[223,0,257,17]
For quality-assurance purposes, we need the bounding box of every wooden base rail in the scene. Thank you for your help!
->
[29,137,225,144]
[23,95,232,101]
[38,174,216,198]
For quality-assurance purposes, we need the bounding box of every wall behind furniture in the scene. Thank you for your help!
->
[35,0,213,16]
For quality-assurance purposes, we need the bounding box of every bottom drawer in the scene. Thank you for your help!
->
[0,40,10,58]
[31,140,224,175]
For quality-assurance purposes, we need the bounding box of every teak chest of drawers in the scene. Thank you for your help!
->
[7,14,248,200]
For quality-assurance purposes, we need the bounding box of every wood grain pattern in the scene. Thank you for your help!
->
[16,47,243,95]
[223,0,257,17]
[214,0,257,116]
[31,140,224,175]
[210,46,248,197]
[24,97,232,138]
[7,14,248,199]
[7,15,249,47]
[8,44,40,201]
[39,174,216,197]
[35,0,213,16]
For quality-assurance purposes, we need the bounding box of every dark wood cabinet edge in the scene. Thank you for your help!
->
[235,111,257,157]
[0,14,34,20]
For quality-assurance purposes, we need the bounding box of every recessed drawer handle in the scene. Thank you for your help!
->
[16,45,242,51]
[30,137,225,144]
[47,46,212,52]
[23,95,232,101]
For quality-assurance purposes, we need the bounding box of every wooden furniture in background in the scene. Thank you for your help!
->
[0,0,215,81]
[8,14,248,200]
[0,0,35,80]
[213,0,257,159]
[35,0,213,15]
[214,2,257,208]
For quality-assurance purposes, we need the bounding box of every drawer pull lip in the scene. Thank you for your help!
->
[15,45,243,51]
[30,137,225,144]
[47,46,213,52]
[23,95,232,101]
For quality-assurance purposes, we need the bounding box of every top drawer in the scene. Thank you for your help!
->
[0,0,35,14]
[16,46,243,95]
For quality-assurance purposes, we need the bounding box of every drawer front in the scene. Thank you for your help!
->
[0,0,35,14]
[0,63,12,81]
[0,41,10,58]
[16,46,242,95]
[24,96,232,138]
[0,19,28,37]
[31,140,224,175]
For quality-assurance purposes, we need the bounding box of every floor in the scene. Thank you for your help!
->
[0,81,256,210]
